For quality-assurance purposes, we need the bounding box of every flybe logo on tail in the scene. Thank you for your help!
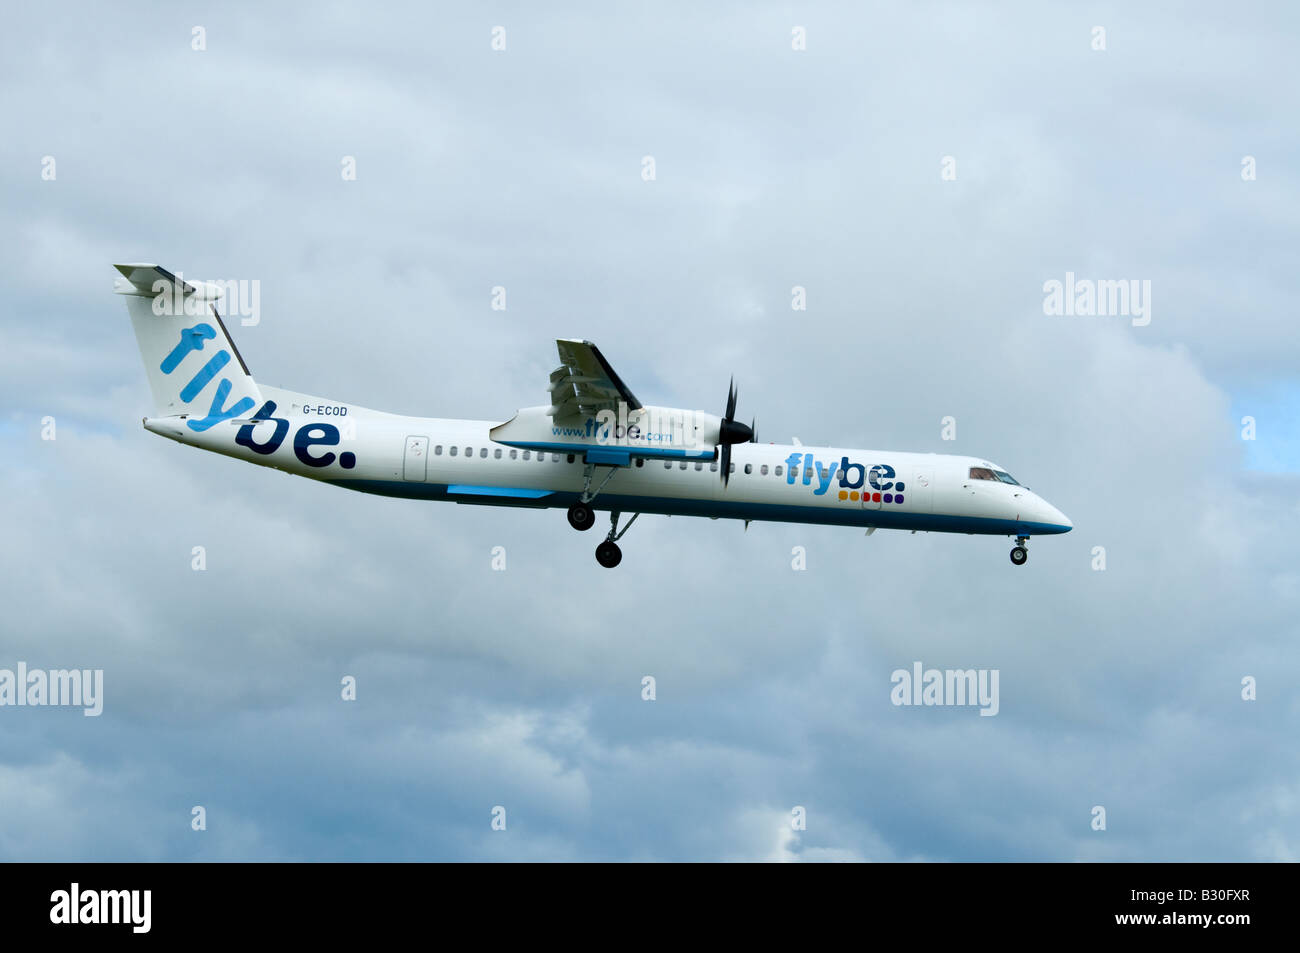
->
[161,323,255,432]
[784,453,906,504]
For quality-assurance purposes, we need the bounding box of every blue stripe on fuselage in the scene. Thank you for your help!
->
[325,478,1071,535]
[446,484,554,499]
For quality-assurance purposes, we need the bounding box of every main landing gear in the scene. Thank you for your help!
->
[595,510,640,568]
[1010,536,1029,566]
[567,502,595,531]
[564,464,637,566]
[568,463,616,532]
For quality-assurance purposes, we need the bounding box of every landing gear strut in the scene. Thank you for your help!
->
[579,463,618,504]
[595,510,640,568]
[1010,536,1029,566]
[570,464,618,532]
[569,460,618,530]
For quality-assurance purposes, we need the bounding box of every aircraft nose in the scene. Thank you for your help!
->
[1020,492,1071,534]
[1045,501,1072,533]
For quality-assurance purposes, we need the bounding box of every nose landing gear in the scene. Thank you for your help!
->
[595,510,639,568]
[1010,535,1029,566]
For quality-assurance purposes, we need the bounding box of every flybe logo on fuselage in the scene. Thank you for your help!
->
[160,322,255,432]
[784,453,905,504]
[235,401,357,469]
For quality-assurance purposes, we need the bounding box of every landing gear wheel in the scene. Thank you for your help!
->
[1010,545,1028,566]
[567,502,595,531]
[595,540,622,568]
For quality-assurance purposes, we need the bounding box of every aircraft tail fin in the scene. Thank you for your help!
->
[113,264,264,431]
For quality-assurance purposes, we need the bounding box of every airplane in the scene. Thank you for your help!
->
[112,263,1072,568]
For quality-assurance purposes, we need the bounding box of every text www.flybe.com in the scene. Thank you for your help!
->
[552,422,678,442]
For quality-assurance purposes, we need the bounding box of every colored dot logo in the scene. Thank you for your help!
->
[838,488,904,504]
[826,463,905,504]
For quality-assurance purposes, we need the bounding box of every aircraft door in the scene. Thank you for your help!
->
[907,467,934,514]
[403,435,429,481]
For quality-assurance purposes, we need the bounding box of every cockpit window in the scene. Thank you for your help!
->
[970,466,1020,485]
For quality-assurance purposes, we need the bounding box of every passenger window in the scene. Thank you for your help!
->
[694,462,702,471]
[709,462,717,472]
[509,449,518,459]
[635,458,644,467]
[568,454,576,464]
[790,467,798,479]
[434,445,443,455]
[449,446,458,457]
[775,465,783,476]
[760,465,768,476]
[729,463,735,474]
[465,447,472,457]
[744,463,752,475]
[664,461,672,469]
[480,448,488,458]
[523,450,531,460]
[818,466,827,479]
[494,448,502,459]
[679,461,687,470]
[552,453,560,462]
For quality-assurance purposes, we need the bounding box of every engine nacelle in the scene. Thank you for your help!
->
[489,405,722,461]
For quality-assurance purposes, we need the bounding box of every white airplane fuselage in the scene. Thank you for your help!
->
[143,382,1073,539]
[113,262,1071,565]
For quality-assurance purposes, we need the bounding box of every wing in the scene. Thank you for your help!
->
[547,339,642,418]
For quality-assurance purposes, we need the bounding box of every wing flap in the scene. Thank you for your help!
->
[550,339,641,418]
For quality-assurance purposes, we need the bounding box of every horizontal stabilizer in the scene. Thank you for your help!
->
[112,263,226,300]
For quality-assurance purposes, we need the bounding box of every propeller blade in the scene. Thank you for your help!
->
[750,416,756,444]
[719,376,753,487]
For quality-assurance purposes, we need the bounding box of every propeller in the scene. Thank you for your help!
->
[718,377,754,487]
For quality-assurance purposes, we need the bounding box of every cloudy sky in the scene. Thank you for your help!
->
[2,1,1297,861]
